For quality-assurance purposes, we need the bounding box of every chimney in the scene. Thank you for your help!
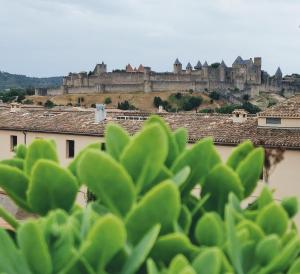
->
[232,109,248,123]
[95,104,106,123]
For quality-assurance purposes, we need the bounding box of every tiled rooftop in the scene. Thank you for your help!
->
[0,107,300,149]
[258,95,300,118]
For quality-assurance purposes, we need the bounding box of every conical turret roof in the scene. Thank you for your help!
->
[220,60,227,67]
[275,67,282,77]
[174,58,182,65]
[233,56,243,65]
[194,61,202,70]
[186,62,192,70]
[203,61,209,67]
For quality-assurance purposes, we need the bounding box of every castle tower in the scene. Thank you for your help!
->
[93,61,107,75]
[274,67,283,86]
[186,62,192,74]
[203,61,209,79]
[173,58,182,74]
[219,60,227,82]
[254,57,262,84]
[144,67,152,93]
[194,61,202,70]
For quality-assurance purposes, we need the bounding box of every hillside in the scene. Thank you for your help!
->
[30,91,222,112]
[0,71,63,90]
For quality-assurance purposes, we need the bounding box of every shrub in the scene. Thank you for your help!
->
[23,99,33,105]
[104,97,112,104]
[216,104,239,114]
[153,96,163,108]
[44,99,55,108]
[117,100,136,110]
[242,101,261,114]
[0,117,298,274]
[209,91,220,100]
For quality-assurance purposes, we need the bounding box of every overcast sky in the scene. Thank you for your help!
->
[0,0,299,77]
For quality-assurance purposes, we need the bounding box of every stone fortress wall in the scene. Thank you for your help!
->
[42,57,300,98]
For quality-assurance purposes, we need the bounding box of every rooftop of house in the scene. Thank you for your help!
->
[258,95,300,118]
[0,104,300,149]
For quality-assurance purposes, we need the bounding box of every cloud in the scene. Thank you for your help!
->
[0,0,299,76]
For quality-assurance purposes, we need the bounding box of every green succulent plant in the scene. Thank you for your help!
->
[0,115,299,274]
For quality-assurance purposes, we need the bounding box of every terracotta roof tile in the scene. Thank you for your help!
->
[0,109,299,149]
[259,95,300,118]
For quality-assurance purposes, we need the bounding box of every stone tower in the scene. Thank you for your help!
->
[203,61,209,78]
[93,61,107,75]
[254,57,262,84]
[219,60,227,82]
[274,67,283,86]
[173,58,182,74]
[186,62,192,74]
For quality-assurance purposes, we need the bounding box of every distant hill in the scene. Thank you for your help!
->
[0,71,63,90]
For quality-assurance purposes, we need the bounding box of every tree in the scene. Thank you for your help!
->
[209,91,220,100]
[104,97,112,104]
[182,96,202,111]
[153,96,163,108]
[44,100,55,108]
[117,100,136,110]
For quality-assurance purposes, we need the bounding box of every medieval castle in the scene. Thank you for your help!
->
[39,57,300,97]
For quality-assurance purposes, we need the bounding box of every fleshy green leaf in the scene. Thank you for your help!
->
[227,141,254,170]
[256,202,289,236]
[0,228,31,274]
[1,158,24,170]
[237,220,264,242]
[168,254,190,274]
[120,123,168,192]
[258,186,274,209]
[126,181,180,244]
[144,115,179,167]
[172,138,221,197]
[225,205,244,274]
[202,164,244,215]
[28,159,78,215]
[178,205,192,234]
[288,257,300,274]
[68,142,101,179]
[82,214,126,271]
[0,164,30,211]
[236,148,264,197]
[192,247,222,274]
[105,123,130,161]
[78,149,135,217]
[15,144,27,159]
[255,234,281,266]
[25,139,58,175]
[195,212,224,247]
[281,197,299,219]
[258,235,300,274]
[151,233,194,264]
[173,128,188,154]
[121,224,160,274]
[18,221,52,274]
[172,167,191,188]
[146,259,159,274]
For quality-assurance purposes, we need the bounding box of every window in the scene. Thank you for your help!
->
[10,135,17,152]
[266,118,281,125]
[66,140,75,158]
